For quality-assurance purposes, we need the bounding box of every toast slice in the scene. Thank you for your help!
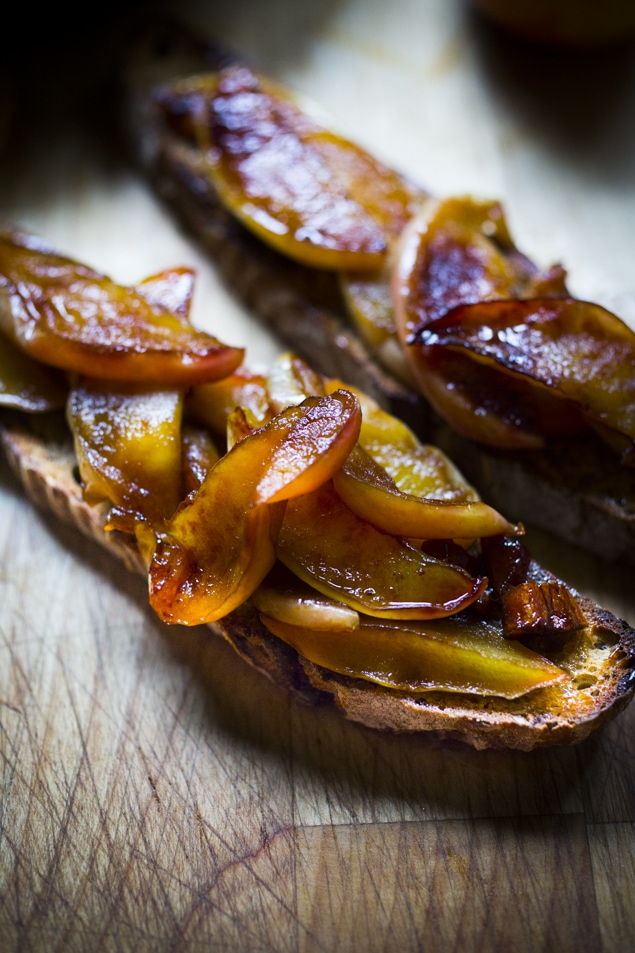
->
[3,408,635,751]
[123,20,635,562]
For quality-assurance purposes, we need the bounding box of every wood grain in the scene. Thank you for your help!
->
[1,1,635,950]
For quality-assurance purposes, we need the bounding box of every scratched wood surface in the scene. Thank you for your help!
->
[1,2,635,951]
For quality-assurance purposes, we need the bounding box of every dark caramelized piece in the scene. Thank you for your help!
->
[501,580,586,640]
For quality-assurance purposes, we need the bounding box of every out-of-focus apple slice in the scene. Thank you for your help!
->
[276,481,486,619]
[392,195,567,346]
[415,298,635,460]
[0,330,67,412]
[0,227,244,385]
[157,65,421,271]
[260,613,567,699]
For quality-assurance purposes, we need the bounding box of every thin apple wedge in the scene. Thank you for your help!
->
[260,613,568,699]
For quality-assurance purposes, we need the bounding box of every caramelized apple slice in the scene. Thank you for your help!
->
[135,266,196,318]
[266,351,325,413]
[325,378,482,501]
[416,298,635,457]
[67,380,184,531]
[181,425,220,493]
[147,394,363,624]
[158,66,420,270]
[252,566,360,630]
[260,614,567,699]
[392,195,567,347]
[187,368,273,438]
[333,445,520,540]
[0,227,243,385]
[0,330,67,412]
[277,481,486,619]
[256,390,361,503]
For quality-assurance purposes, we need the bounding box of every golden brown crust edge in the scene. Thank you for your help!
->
[2,413,635,751]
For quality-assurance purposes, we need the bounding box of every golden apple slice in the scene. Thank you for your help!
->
[252,566,360,630]
[276,481,486,619]
[0,330,67,412]
[187,368,273,437]
[147,393,362,624]
[266,351,325,413]
[333,444,520,540]
[158,66,419,270]
[181,425,220,493]
[260,614,567,699]
[392,195,567,343]
[0,226,244,385]
[256,390,361,503]
[415,298,635,460]
[67,379,184,531]
[135,266,196,318]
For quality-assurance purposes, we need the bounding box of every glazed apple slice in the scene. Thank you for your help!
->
[0,330,67,412]
[0,227,244,385]
[260,613,567,699]
[252,565,360,630]
[392,195,567,344]
[415,298,635,459]
[333,444,520,540]
[276,481,486,619]
[147,393,363,624]
[68,379,185,532]
[187,368,273,439]
[157,65,420,270]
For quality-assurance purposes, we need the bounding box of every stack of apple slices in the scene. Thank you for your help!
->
[0,223,576,705]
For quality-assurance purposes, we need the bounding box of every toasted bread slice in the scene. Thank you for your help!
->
[124,21,635,562]
[3,410,635,751]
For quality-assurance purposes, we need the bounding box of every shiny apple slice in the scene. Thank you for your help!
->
[147,394,362,624]
[333,444,520,540]
[158,66,420,270]
[276,481,486,619]
[67,380,184,531]
[325,377,481,501]
[392,195,568,347]
[266,351,325,413]
[256,390,361,503]
[252,566,360,630]
[0,329,67,412]
[260,614,567,699]
[416,298,635,457]
[0,227,244,385]
[181,425,220,493]
[135,266,196,318]
[187,368,273,438]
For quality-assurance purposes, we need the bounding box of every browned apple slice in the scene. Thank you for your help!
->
[252,565,360,630]
[147,394,363,624]
[392,195,567,346]
[135,266,196,318]
[187,368,273,438]
[276,481,486,619]
[333,444,520,540]
[260,613,567,699]
[415,298,635,459]
[0,227,244,385]
[67,379,184,531]
[266,351,325,413]
[181,425,220,493]
[0,330,67,412]
[157,65,420,270]
[256,390,361,503]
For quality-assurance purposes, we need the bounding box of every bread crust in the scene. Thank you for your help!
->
[3,411,634,750]
[123,21,635,562]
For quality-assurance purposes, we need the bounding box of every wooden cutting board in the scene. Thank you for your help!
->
[2,2,635,950]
